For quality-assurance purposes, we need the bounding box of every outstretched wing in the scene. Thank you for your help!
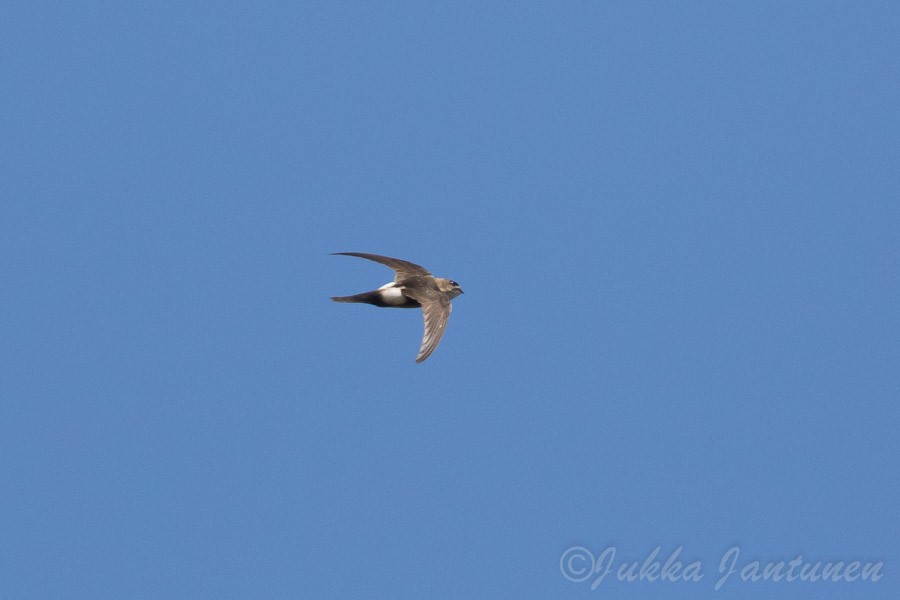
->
[402,287,452,363]
[331,252,431,282]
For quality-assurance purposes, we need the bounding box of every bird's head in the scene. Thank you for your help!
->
[437,278,464,299]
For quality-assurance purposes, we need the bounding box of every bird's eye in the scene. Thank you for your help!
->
[450,281,459,287]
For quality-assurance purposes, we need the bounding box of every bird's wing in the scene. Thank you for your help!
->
[402,287,452,363]
[331,252,431,282]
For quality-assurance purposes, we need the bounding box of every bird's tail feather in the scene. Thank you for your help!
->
[330,291,378,304]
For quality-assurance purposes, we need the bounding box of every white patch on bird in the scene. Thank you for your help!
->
[377,283,407,305]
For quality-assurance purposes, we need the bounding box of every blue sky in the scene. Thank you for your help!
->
[2,2,898,598]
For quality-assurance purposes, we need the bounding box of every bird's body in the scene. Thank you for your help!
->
[332,282,422,308]
[330,252,463,363]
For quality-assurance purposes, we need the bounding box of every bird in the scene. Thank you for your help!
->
[330,252,464,363]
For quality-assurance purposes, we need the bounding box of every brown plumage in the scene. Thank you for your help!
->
[330,252,463,363]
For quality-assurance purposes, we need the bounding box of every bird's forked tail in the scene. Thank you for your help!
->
[330,291,378,304]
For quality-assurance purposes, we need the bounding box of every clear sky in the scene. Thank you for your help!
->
[1,2,897,599]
